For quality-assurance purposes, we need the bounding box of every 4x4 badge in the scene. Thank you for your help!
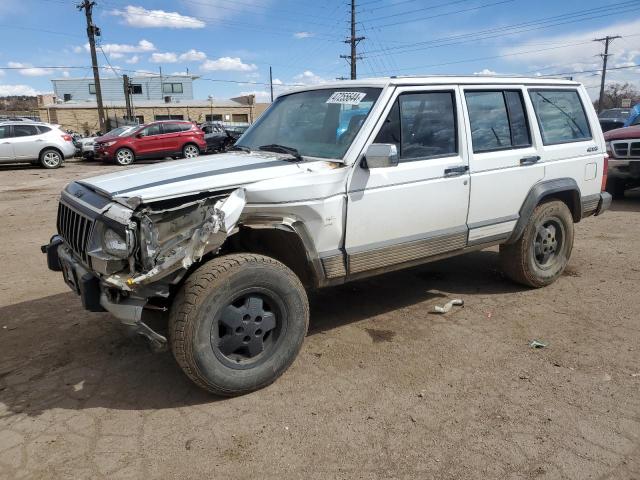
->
[587,146,599,152]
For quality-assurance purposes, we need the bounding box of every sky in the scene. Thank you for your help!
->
[0,0,639,102]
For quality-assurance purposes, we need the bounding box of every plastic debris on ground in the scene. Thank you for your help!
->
[529,339,549,349]
[432,299,464,314]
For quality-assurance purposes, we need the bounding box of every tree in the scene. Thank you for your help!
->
[594,82,640,110]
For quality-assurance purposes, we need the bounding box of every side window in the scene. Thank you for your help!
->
[162,123,183,134]
[37,126,52,134]
[528,89,591,145]
[465,90,531,152]
[141,124,161,136]
[13,125,39,137]
[0,125,12,139]
[374,91,457,161]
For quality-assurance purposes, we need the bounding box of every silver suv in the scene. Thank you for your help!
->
[44,76,611,396]
[0,122,76,168]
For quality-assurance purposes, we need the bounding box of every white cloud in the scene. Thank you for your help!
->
[294,31,313,39]
[0,70,4,77]
[501,18,640,97]
[62,71,70,78]
[0,84,42,96]
[293,70,326,85]
[150,52,178,63]
[80,39,156,55]
[110,5,205,29]
[179,49,207,62]
[473,68,497,75]
[7,62,52,77]
[201,57,257,72]
[125,55,140,64]
[109,52,124,59]
[184,0,264,21]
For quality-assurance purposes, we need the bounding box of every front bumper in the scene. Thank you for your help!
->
[42,236,168,350]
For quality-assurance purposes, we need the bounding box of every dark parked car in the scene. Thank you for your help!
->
[605,124,640,198]
[599,108,631,132]
[201,122,234,152]
[94,121,206,166]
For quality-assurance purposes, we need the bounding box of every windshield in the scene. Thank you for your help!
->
[600,109,630,119]
[237,87,382,159]
[106,126,136,137]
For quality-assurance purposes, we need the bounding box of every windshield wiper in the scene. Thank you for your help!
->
[258,144,303,161]
[229,145,251,153]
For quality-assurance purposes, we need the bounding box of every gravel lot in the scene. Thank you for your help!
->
[1,158,639,479]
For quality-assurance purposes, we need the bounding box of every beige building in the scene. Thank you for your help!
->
[38,96,270,134]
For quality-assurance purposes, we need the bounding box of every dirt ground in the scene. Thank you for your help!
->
[0,158,639,480]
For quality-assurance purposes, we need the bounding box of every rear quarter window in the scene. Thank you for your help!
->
[528,89,591,145]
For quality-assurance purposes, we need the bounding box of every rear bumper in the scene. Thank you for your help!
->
[595,192,612,216]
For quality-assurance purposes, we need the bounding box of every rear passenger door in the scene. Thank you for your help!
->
[0,125,15,162]
[159,122,184,154]
[461,87,544,245]
[345,86,470,275]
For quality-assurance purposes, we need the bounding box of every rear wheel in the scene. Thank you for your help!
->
[169,254,309,396]
[40,149,62,169]
[500,200,574,288]
[182,144,200,159]
[115,148,135,166]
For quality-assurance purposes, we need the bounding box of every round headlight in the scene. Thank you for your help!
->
[102,228,128,258]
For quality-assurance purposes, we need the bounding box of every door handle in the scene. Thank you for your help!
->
[1,142,10,145]
[444,165,469,177]
[520,155,541,165]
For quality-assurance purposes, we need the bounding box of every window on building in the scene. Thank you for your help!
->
[232,114,249,123]
[374,91,457,161]
[13,125,39,137]
[130,84,143,95]
[162,83,184,94]
[465,90,531,153]
[205,114,223,122]
[528,89,591,145]
[89,83,96,94]
[154,114,184,121]
[124,115,144,125]
[63,93,72,102]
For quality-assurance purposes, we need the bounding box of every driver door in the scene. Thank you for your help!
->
[345,86,471,275]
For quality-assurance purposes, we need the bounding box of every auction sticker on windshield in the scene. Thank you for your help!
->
[326,91,367,105]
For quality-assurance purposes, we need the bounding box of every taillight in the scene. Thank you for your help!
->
[61,134,73,142]
[601,155,609,192]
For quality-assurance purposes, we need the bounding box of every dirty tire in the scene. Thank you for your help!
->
[169,253,309,396]
[500,200,574,288]
[39,149,63,169]
[114,148,135,166]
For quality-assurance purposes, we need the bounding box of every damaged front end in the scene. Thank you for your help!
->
[44,184,246,350]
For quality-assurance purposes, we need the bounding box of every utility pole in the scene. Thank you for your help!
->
[594,35,621,113]
[269,66,274,102]
[340,0,364,80]
[77,0,106,132]
[123,74,133,121]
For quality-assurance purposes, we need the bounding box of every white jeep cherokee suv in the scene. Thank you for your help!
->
[43,77,611,395]
[0,121,76,168]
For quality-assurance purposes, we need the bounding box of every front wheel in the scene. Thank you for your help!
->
[115,148,135,166]
[500,200,574,288]
[40,149,63,169]
[182,144,200,159]
[169,254,309,396]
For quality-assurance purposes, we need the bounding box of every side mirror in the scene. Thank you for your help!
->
[363,143,399,169]
[136,133,144,138]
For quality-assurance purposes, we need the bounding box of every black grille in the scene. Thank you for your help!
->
[613,143,629,157]
[631,142,640,158]
[57,202,95,263]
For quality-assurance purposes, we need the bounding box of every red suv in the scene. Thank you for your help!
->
[94,121,206,166]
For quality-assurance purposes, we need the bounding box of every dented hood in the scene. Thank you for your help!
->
[78,152,304,202]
